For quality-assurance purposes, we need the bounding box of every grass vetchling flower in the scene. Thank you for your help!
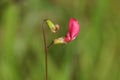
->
[54,18,80,44]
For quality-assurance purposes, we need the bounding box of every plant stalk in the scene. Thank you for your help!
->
[42,20,48,80]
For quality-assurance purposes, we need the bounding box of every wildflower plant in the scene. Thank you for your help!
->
[42,18,80,80]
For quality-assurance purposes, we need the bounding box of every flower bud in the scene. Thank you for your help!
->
[46,19,59,33]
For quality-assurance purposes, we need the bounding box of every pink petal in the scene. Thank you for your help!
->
[64,18,80,42]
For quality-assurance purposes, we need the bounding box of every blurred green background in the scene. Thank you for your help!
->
[0,0,120,80]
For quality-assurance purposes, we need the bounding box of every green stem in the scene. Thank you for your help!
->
[47,41,53,48]
[42,20,48,80]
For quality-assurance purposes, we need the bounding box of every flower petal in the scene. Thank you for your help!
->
[68,18,80,40]
[64,18,80,42]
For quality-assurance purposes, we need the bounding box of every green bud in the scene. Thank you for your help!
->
[46,19,59,33]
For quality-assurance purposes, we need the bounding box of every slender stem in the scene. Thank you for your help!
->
[42,20,48,80]
[47,41,53,48]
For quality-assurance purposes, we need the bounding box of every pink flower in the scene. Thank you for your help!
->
[64,18,80,42]
[54,18,80,44]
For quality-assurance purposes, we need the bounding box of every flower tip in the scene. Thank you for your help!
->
[69,18,79,23]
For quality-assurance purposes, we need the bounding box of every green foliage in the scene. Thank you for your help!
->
[0,0,120,80]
